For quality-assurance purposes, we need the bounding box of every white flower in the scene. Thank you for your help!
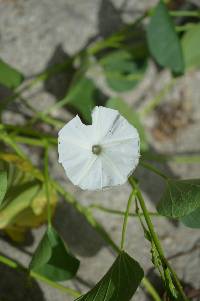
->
[58,106,140,190]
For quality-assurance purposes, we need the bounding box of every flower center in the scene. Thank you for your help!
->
[92,144,102,155]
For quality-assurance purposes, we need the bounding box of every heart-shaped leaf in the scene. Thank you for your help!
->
[0,170,7,208]
[29,226,80,281]
[0,58,24,89]
[181,207,200,228]
[75,251,144,301]
[182,24,200,70]
[106,97,148,151]
[147,1,184,74]
[100,50,147,92]
[157,179,200,218]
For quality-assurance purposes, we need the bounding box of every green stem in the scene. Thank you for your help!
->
[53,181,161,301]
[0,131,27,159]
[0,11,146,117]
[44,145,51,227]
[142,151,200,164]
[52,179,164,301]
[0,254,80,297]
[87,13,147,56]
[4,121,200,165]
[52,180,163,301]
[140,79,175,117]
[142,277,162,301]
[28,111,64,128]
[89,203,159,217]
[0,58,73,112]
[176,24,196,32]
[170,10,200,17]
[129,178,189,301]
[19,94,64,127]
[3,122,200,166]
[135,199,166,283]
[21,14,147,126]
[140,161,168,180]
[0,123,57,145]
[120,189,136,250]
[13,136,47,147]
[0,137,162,301]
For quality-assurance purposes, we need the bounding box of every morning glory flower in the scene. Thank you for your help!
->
[58,106,140,190]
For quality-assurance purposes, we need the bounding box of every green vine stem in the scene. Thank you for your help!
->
[140,79,175,117]
[0,6,198,116]
[129,177,189,301]
[44,145,52,227]
[0,58,73,113]
[140,161,168,180]
[13,136,48,147]
[0,254,80,298]
[176,24,197,32]
[53,181,162,301]
[142,277,162,301]
[142,151,200,164]
[0,131,27,159]
[2,124,200,165]
[0,135,162,301]
[170,10,200,18]
[120,189,136,250]
[89,203,159,217]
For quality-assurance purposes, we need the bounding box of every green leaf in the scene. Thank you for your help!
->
[29,226,80,281]
[61,77,99,123]
[0,58,24,89]
[106,97,148,151]
[182,24,200,70]
[75,251,144,301]
[147,1,184,74]
[0,170,7,207]
[100,50,147,92]
[157,179,200,218]
[181,207,200,228]
[0,181,42,228]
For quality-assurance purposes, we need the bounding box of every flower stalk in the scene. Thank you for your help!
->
[129,177,189,301]
[120,189,136,250]
[44,144,52,227]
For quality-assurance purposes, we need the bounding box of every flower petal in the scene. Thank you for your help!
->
[58,115,93,150]
[101,114,139,183]
[58,106,140,190]
[92,106,120,143]
[76,157,103,190]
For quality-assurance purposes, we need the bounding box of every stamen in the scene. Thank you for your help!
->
[92,144,102,155]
